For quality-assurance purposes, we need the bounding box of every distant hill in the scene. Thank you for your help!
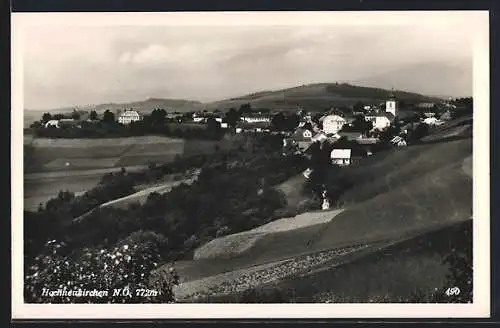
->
[91,98,204,114]
[203,83,442,112]
[23,82,444,128]
[23,98,204,128]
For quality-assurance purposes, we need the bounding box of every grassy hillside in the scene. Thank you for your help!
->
[176,132,472,286]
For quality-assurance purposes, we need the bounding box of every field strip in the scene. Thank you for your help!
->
[24,165,148,180]
[176,243,376,301]
[193,209,345,260]
[101,175,199,209]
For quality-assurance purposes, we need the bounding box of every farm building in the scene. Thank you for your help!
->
[118,110,142,125]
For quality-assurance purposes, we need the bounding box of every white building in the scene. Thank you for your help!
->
[365,112,394,130]
[44,120,60,128]
[423,117,445,126]
[118,110,142,125]
[241,114,272,123]
[321,114,347,135]
[331,149,352,166]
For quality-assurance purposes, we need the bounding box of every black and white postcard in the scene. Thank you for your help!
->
[12,11,490,319]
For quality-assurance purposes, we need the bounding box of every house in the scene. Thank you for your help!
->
[240,113,272,123]
[192,112,222,123]
[45,120,60,128]
[416,102,436,110]
[118,110,142,125]
[365,112,395,130]
[321,114,347,135]
[423,117,444,126]
[331,149,352,166]
[391,136,407,147]
[292,128,313,141]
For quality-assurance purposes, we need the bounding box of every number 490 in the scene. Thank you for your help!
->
[445,287,461,296]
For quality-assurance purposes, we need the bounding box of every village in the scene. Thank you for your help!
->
[34,91,460,171]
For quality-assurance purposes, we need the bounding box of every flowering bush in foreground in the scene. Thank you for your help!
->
[25,231,176,303]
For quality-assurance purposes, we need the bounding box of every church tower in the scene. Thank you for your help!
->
[386,89,397,117]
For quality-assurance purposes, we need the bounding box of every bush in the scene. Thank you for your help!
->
[25,231,176,303]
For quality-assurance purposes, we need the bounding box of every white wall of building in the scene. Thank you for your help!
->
[322,115,346,135]
[118,110,142,124]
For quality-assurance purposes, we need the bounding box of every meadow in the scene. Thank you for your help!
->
[23,135,236,211]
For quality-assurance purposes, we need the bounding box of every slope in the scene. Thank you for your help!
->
[175,136,472,285]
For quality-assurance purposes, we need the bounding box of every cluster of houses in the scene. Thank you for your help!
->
[286,92,453,168]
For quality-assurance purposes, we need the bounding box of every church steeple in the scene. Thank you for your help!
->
[386,88,397,117]
[388,88,396,100]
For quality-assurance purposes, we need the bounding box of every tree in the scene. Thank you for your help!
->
[271,112,286,131]
[42,112,52,123]
[341,115,373,134]
[150,108,167,126]
[225,108,240,128]
[238,103,253,114]
[353,101,365,112]
[89,110,98,121]
[102,110,116,124]
[206,117,222,140]
[71,110,81,120]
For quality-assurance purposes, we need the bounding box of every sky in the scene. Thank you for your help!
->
[20,14,478,110]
